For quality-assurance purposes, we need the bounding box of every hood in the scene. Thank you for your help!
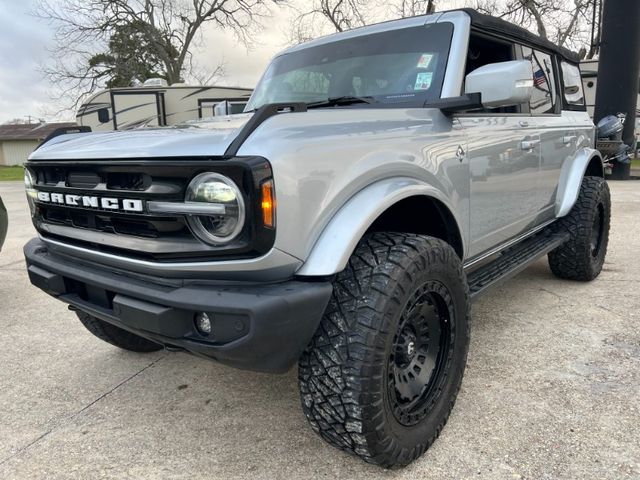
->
[28,114,253,160]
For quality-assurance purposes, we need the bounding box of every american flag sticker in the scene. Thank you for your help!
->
[533,69,547,86]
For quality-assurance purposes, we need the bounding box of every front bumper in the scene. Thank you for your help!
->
[24,238,332,373]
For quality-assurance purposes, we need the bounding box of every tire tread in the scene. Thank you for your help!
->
[549,176,611,281]
[298,233,470,468]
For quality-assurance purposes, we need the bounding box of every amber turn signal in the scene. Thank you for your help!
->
[260,179,275,228]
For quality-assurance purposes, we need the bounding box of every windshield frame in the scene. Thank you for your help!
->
[246,22,455,111]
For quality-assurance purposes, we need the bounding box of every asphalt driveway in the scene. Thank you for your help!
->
[0,180,638,479]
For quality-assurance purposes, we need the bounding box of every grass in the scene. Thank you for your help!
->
[632,158,640,170]
[0,166,24,181]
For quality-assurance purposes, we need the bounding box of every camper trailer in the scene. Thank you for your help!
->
[581,58,640,146]
[76,82,253,132]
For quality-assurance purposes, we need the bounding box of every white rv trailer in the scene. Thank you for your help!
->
[581,58,640,145]
[76,83,253,132]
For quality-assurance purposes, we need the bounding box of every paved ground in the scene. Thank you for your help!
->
[0,180,638,480]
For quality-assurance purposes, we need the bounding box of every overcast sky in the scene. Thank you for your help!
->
[0,0,57,123]
[0,0,299,124]
[0,0,471,124]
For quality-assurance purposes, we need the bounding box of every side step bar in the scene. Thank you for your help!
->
[467,230,570,300]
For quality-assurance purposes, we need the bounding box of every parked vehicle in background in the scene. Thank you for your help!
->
[0,196,7,251]
[581,58,640,148]
[76,80,253,131]
[24,8,609,468]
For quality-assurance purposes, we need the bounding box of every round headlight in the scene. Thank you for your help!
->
[185,172,245,245]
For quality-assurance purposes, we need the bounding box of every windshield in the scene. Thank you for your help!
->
[246,23,454,110]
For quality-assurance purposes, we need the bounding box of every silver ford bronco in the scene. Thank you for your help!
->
[23,9,610,468]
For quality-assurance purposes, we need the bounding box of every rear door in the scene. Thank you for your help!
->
[521,47,571,218]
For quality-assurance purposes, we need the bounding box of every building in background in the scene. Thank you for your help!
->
[0,122,77,166]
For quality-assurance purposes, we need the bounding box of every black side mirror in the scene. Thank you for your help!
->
[97,108,110,124]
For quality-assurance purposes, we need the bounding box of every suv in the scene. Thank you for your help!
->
[23,9,609,468]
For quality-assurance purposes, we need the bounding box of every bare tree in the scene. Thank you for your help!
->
[290,0,599,59]
[474,0,597,55]
[393,0,436,18]
[586,0,602,59]
[2,117,45,125]
[288,0,370,44]
[35,0,282,111]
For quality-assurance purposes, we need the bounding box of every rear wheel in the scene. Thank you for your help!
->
[298,233,470,468]
[549,176,610,281]
[76,311,163,353]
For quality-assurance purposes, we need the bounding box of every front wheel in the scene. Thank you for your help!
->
[298,233,470,468]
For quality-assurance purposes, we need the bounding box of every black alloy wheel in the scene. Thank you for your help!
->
[388,282,451,427]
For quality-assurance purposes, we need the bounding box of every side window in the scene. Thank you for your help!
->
[522,46,557,114]
[560,61,586,109]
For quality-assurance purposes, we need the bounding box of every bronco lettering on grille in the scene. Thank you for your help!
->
[36,191,144,212]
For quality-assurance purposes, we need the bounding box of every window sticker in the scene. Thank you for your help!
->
[414,72,433,90]
[417,53,433,68]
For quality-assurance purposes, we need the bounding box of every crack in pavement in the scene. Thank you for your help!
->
[0,354,167,467]
[0,260,26,269]
[595,304,628,318]
[538,287,569,302]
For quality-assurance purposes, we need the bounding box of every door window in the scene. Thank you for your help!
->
[560,61,586,109]
[522,47,557,114]
[464,33,524,114]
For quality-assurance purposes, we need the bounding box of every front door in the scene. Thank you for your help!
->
[459,115,542,259]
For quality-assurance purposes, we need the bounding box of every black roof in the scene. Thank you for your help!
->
[459,8,581,63]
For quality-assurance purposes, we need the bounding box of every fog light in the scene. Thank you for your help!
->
[195,312,212,335]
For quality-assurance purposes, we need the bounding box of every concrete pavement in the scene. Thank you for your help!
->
[0,180,638,479]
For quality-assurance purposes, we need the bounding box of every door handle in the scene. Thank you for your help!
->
[563,135,577,145]
[520,139,540,150]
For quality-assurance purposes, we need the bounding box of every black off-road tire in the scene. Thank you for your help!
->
[548,176,610,281]
[298,233,470,468]
[76,311,163,353]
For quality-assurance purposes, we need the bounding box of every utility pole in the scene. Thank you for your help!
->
[594,0,640,180]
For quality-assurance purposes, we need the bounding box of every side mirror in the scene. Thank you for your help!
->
[465,60,533,108]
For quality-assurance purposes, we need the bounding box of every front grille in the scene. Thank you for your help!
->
[67,171,100,188]
[27,158,275,262]
[41,205,183,238]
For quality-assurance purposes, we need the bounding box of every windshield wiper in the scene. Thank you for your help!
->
[306,95,377,109]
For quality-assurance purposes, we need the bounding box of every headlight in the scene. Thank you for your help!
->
[24,168,37,216]
[184,172,245,244]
